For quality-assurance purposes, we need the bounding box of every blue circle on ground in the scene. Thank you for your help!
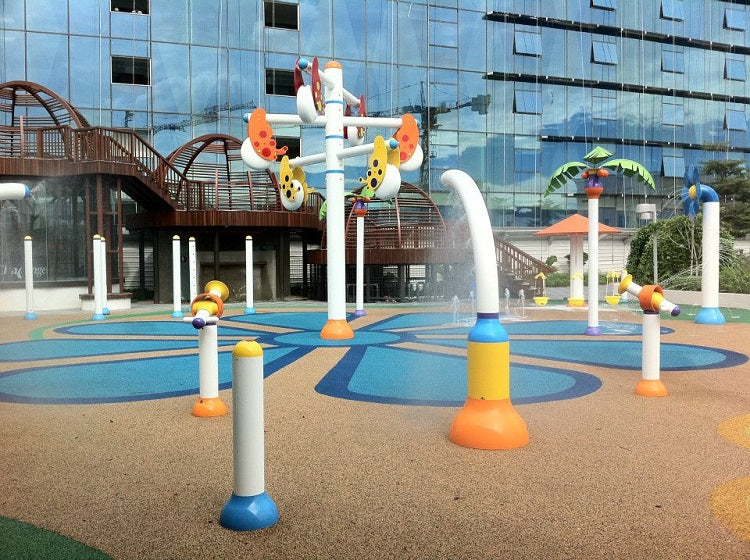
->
[273,330,400,347]
[0,312,744,405]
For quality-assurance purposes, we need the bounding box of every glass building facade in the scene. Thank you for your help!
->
[1,0,749,286]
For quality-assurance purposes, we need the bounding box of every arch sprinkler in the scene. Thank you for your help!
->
[441,170,529,450]
[683,165,725,325]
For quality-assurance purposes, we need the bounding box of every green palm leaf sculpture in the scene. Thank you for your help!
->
[545,146,655,196]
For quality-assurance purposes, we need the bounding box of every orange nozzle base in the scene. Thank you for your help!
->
[192,396,228,417]
[320,319,354,340]
[449,397,529,450]
[635,379,668,397]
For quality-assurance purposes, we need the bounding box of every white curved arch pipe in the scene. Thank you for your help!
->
[440,170,498,314]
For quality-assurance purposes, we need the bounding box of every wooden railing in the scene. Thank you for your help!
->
[1,124,190,208]
[0,125,323,219]
[494,233,555,288]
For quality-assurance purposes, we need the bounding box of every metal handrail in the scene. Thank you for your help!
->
[494,233,555,287]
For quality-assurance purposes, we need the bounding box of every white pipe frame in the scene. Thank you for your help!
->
[244,58,410,338]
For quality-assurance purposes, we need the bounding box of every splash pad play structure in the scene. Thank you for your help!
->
[240,57,422,340]
[682,165,725,325]
[546,147,655,334]
[184,280,230,417]
[441,170,529,450]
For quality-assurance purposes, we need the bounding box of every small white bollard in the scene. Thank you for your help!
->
[172,235,183,318]
[220,340,279,531]
[188,236,197,304]
[23,236,36,320]
[100,235,110,315]
[245,235,255,314]
[92,234,105,321]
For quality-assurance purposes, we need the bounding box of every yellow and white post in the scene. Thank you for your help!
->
[441,170,529,450]
[220,340,279,531]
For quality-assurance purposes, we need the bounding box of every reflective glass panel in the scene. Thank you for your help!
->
[725,58,747,81]
[152,43,190,113]
[661,0,684,21]
[151,0,189,42]
[27,33,69,96]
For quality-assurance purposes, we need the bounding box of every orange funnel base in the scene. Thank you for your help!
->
[449,397,529,450]
[635,379,668,397]
[320,319,354,340]
[192,396,228,417]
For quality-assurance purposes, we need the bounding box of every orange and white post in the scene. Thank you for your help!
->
[619,274,681,397]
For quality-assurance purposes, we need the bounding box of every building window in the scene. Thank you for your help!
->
[514,31,541,57]
[513,87,541,114]
[662,98,684,126]
[112,56,150,85]
[725,58,747,81]
[264,1,298,30]
[660,0,684,21]
[591,41,617,65]
[662,156,685,178]
[725,109,747,131]
[592,90,616,120]
[724,8,747,31]
[265,68,295,96]
[514,148,541,172]
[661,49,684,73]
[591,0,616,11]
[275,136,300,159]
[111,0,148,13]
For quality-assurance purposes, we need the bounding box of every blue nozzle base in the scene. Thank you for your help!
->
[695,307,726,325]
[220,492,279,531]
[584,325,603,336]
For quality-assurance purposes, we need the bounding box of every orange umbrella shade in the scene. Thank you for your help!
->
[534,213,621,236]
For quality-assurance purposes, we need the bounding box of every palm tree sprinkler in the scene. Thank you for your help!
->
[546,146,655,335]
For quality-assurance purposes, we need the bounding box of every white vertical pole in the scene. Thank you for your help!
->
[100,235,110,315]
[172,235,183,318]
[245,235,255,314]
[220,340,279,531]
[641,312,660,381]
[92,234,105,320]
[696,201,725,324]
[586,198,601,335]
[354,215,365,317]
[569,235,585,305]
[320,61,354,340]
[188,236,198,304]
[23,236,36,320]
[198,324,219,400]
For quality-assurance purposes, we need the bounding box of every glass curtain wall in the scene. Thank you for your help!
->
[1,0,750,286]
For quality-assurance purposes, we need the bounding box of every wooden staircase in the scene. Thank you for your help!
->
[493,233,555,296]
